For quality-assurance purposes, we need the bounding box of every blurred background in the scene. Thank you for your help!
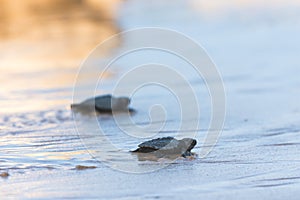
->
[1,0,300,114]
[0,0,121,68]
[0,0,121,113]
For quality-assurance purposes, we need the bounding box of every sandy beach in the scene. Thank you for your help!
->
[1,0,300,199]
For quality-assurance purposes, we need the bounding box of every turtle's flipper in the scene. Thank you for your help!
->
[181,151,192,157]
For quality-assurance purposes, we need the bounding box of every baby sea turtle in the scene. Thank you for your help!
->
[71,94,132,113]
[132,137,197,158]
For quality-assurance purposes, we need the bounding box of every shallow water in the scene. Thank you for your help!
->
[1,0,300,199]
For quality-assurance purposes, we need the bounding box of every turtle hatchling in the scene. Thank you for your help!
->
[71,94,132,113]
[132,137,197,158]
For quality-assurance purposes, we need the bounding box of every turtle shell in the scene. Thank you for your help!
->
[132,137,197,156]
[71,94,130,112]
[137,137,180,151]
[94,95,116,111]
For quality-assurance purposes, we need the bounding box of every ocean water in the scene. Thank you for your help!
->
[1,0,300,199]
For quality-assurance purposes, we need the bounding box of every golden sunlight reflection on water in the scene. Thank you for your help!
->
[0,0,121,113]
[0,0,121,68]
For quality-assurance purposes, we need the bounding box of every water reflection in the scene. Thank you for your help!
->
[0,0,120,39]
[0,0,121,68]
[0,0,121,113]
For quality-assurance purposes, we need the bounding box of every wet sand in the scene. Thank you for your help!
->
[1,0,300,199]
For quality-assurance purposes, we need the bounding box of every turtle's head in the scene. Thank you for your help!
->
[180,138,197,152]
[112,97,130,110]
[119,97,130,106]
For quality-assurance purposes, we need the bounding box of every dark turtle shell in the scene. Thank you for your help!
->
[137,137,178,150]
[132,137,197,156]
[71,94,131,112]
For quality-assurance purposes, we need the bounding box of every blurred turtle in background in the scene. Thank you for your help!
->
[71,94,133,114]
